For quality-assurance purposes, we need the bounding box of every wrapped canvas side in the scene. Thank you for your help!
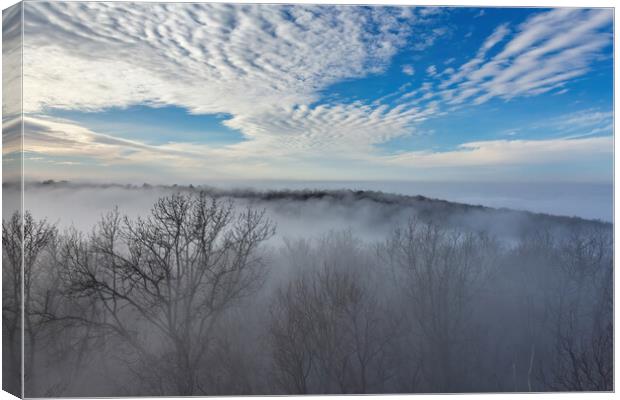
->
[2,2,23,398]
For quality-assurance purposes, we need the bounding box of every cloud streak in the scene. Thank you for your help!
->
[384,136,612,168]
[437,8,612,105]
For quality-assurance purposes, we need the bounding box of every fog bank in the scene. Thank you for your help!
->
[12,181,611,245]
[199,180,613,222]
[3,181,612,396]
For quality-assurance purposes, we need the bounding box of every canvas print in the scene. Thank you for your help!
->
[2,1,614,397]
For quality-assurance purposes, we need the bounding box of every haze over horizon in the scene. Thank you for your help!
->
[14,178,613,222]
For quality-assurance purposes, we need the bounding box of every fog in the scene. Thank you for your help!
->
[199,180,613,222]
[2,181,613,396]
[15,181,611,242]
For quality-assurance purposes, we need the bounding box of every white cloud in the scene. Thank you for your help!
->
[479,23,510,54]
[411,26,450,51]
[19,109,434,180]
[554,109,613,129]
[18,115,256,176]
[21,3,453,162]
[402,64,415,76]
[15,5,613,182]
[537,109,613,139]
[22,116,188,160]
[438,9,612,105]
[384,136,612,168]
[3,5,22,118]
[223,101,439,156]
[18,113,612,183]
[23,3,426,117]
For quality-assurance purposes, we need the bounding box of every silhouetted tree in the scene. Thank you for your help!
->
[3,211,58,394]
[543,228,613,391]
[383,218,497,392]
[59,192,274,395]
[270,232,401,394]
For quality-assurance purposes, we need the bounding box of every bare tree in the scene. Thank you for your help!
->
[58,192,274,395]
[4,198,612,396]
[486,228,559,392]
[542,227,613,391]
[270,232,401,394]
[2,211,58,394]
[2,211,23,395]
[383,217,497,392]
[269,279,315,394]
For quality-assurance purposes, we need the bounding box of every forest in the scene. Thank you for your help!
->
[2,188,613,396]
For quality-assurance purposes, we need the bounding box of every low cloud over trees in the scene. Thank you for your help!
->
[2,191,613,396]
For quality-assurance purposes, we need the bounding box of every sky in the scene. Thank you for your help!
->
[7,3,615,184]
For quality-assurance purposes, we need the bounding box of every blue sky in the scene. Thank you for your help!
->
[12,3,613,184]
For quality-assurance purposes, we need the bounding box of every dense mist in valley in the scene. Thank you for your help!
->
[12,181,612,242]
[2,182,613,396]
